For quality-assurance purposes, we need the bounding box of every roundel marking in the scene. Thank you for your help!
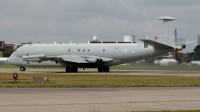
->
[124,49,127,53]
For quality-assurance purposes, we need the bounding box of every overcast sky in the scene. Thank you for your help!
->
[0,0,199,53]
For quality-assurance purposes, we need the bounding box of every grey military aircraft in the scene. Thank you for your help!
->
[7,16,193,72]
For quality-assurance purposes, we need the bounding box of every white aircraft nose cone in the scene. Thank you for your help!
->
[7,58,13,65]
[6,58,9,64]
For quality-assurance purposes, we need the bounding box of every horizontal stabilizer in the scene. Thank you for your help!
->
[185,41,196,45]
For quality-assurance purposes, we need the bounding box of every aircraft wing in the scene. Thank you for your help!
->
[57,55,89,63]
[57,55,113,63]
[22,54,113,63]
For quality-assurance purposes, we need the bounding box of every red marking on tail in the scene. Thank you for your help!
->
[154,36,158,41]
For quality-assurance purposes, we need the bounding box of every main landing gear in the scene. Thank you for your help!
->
[65,66,78,73]
[20,67,26,71]
[98,67,110,72]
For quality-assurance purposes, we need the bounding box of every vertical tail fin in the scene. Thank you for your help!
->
[149,16,176,46]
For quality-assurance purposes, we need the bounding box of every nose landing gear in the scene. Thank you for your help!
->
[20,67,26,71]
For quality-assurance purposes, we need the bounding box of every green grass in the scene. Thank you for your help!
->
[110,65,200,71]
[1,73,200,88]
[1,64,200,71]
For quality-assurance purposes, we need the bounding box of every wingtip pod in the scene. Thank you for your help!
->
[176,46,184,51]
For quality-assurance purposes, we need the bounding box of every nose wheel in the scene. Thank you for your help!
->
[20,67,26,71]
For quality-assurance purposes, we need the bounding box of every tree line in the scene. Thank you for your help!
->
[185,45,200,62]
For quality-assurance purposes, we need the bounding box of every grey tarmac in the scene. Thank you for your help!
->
[0,87,200,112]
[1,68,200,76]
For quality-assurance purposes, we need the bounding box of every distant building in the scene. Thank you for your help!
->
[169,52,186,64]
[0,41,14,57]
[0,41,5,57]
[154,52,186,66]
[160,58,178,66]
[190,61,200,66]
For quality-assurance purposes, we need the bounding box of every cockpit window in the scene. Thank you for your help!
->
[13,44,23,52]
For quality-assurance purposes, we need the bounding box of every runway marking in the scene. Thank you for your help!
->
[1,99,200,107]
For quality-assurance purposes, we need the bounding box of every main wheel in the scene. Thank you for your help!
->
[103,67,110,72]
[98,67,103,72]
[65,67,71,72]
[71,67,78,72]
[20,67,26,71]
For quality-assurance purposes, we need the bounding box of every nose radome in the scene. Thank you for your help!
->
[6,58,10,64]
[7,57,14,65]
[6,58,9,64]
[7,55,19,65]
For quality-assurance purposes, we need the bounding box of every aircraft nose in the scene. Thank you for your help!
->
[6,58,10,64]
[7,58,11,64]
[7,54,20,66]
[7,56,15,65]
